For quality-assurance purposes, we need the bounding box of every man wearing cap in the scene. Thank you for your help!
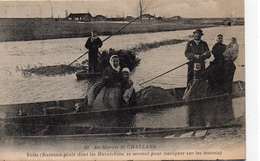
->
[85,29,103,73]
[184,29,211,85]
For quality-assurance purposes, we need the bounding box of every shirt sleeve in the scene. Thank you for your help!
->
[97,38,103,48]
[231,43,239,61]
[203,42,211,59]
[211,44,217,57]
[123,86,134,103]
[85,38,91,49]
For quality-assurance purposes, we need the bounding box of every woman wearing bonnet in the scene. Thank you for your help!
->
[88,55,122,110]
[206,34,226,94]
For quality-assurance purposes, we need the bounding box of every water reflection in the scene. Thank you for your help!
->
[134,95,236,128]
[187,96,234,127]
[63,95,235,128]
[0,95,239,137]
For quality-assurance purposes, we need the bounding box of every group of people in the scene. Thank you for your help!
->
[84,55,136,110]
[82,28,239,110]
[184,29,239,99]
[83,30,137,110]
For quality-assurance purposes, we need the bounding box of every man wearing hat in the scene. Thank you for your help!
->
[85,29,103,73]
[184,29,211,85]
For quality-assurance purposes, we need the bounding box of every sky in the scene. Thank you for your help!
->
[0,0,244,18]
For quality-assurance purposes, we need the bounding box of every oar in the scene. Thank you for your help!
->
[139,61,191,86]
[61,16,141,71]
[61,51,89,71]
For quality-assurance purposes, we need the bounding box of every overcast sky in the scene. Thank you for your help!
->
[0,0,244,18]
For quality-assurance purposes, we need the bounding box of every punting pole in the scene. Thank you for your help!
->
[139,61,191,86]
[61,16,141,72]
[101,16,141,42]
[61,51,89,71]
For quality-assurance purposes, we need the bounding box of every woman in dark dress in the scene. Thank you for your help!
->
[207,34,226,94]
[91,55,122,110]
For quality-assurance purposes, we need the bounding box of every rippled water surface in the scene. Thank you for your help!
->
[0,26,245,128]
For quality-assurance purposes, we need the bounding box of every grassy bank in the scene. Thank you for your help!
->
[0,18,216,42]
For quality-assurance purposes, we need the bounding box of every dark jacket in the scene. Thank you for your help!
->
[184,39,210,84]
[101,66,122,88]
[211,43,226,67]
[185,39,210,63]
[85,37,103,59]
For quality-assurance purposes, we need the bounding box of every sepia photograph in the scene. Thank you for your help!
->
[0,0,248,160]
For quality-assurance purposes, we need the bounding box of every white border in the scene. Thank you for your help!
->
[246,0,259,160]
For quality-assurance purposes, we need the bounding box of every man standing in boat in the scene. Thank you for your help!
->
[85,29,103,73]
[184,29,211,85]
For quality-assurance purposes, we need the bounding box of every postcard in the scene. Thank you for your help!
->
[0,0,249,160]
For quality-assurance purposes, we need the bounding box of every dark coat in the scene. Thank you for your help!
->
[184,39,210,84]
[101,66,122,88]
[206,43,226,93]
[85,37,103,60]
[185,40,210,62]
[211,43,226,67]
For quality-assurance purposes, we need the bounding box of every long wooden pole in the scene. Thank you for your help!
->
[139,61,191,86]
[102,16,141,42]
[61,51,89,71]
[61,16,141,71]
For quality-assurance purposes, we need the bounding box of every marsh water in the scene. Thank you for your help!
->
[0,26,245,128]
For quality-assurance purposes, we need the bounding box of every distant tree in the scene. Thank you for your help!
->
[135,0,153,21]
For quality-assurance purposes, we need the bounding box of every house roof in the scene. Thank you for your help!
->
[141,14,156,18]
[94,15,106,18]
[67,13,92,18]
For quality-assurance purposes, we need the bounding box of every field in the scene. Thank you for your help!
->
[0,18,219,42]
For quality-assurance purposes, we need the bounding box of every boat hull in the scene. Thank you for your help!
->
[0,81,245,125]
[76,70,102,80]
[2,122,241,139]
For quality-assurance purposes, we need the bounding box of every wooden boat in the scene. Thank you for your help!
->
[3,123,241,139]
[0,81,245,126]
[76,70,102,80]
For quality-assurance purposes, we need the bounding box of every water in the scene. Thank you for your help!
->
[0,26,245,128]
[134,97,244,128]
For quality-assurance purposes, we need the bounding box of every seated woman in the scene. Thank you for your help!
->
[88,55,122,111]
[120,68,136,107]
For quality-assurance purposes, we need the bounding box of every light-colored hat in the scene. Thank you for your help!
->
[122,67,130,73]
[215,34,223,42]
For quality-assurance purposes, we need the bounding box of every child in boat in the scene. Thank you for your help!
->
[121,68,136,107]
[182,62,208,100]
[223,37,239,62]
